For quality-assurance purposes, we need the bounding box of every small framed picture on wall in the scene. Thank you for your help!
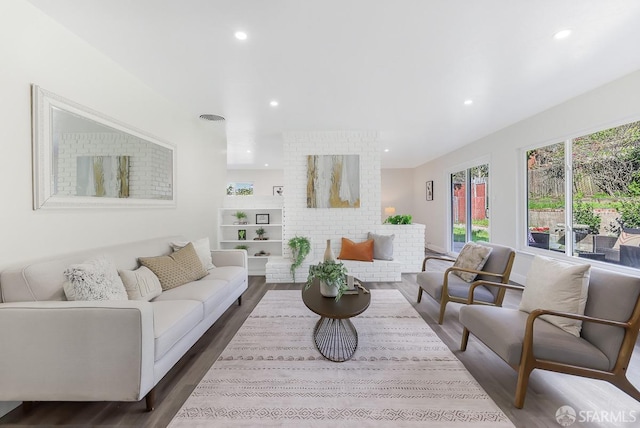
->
[426,180,434,201]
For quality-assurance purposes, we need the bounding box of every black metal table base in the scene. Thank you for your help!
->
[312,316,358,362]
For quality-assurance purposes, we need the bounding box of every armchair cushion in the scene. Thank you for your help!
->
[459,305,610,370]
[452,242,492,282]
[613,229,640,249]
[519,256,591,337]
[416,271,495,303]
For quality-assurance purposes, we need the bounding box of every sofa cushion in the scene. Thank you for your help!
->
[459,305,609,371]
[206,266,247,288]
[63,256,128,301]
[170,237,215,270]
[139,243,208,291]
[338,238,374,262]
[153,277,234,314]
[452,242,492,282]
[151,299,203,361]
[119,266,162,301]
[519,256,590,337]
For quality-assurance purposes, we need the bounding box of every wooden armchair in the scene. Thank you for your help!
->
[459,268,640,408]
[416,242,515,324]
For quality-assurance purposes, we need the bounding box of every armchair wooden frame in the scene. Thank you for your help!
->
[417,252,515,324]
[461,280,640,408]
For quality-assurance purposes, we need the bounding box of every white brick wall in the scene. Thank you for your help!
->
[265,131,425,283]
[56,132,172,199]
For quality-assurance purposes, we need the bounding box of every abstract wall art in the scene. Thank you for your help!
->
[306,154,360,208]
[76,155,130,198]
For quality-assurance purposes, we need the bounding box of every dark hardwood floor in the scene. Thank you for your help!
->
[2,274,640,427]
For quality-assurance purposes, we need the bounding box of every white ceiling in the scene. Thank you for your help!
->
[27,0,640,169]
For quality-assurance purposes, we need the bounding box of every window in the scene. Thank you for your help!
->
[450,163,489,252]
[226,182,254,196]
[526,120,640,269]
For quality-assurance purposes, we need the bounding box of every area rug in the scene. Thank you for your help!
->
[169,290,514,427]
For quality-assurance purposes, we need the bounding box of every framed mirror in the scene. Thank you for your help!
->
[31,85,176,209]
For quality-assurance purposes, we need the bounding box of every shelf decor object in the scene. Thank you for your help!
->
[238,230,247,240]
[256,213,270,224]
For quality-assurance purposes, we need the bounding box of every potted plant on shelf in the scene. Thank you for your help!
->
[234,244,249,251]
[233,211,248,224]
[288,236,311,282]
[384,214,412,224]
[305,260,349,301]
[255,227,267,240]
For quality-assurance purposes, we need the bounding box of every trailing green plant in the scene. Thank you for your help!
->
[305,260,348,301]
[234,244,249,250]
[572,201,601,234]
[288,236,311,282]
[384,214,412,224]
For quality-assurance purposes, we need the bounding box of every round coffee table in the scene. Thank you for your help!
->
[302,279,371,362]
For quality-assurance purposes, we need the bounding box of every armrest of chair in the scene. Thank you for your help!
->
[467,280,524,304]
[526,308,630,329]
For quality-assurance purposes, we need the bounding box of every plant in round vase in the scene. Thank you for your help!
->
[305,260,349,301]
[288,236,311,282]
[255,227,267,240]
[233,211,248,224]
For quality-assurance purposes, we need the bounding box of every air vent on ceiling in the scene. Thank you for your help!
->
[199,114,225,121]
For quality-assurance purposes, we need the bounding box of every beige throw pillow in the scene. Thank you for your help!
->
[139,242,208,291]
[119,266,163,301]
[452,242,493,282]
[519,256,591,337]
[170,237,215,270]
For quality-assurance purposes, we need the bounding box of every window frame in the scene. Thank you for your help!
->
[520,116,640,274]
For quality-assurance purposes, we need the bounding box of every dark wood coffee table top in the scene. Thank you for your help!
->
[302,278,371,319]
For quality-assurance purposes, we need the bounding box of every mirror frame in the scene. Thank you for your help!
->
[31,85,177,209]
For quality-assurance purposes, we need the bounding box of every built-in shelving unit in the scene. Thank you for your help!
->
[218,207,284,275]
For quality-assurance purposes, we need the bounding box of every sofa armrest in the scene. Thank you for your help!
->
[0,300,155,402]
[211,249,248,268]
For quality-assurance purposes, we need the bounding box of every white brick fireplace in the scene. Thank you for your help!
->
[265,131,425,283]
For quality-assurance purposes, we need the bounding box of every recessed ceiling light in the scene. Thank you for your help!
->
[384,149,390,152]
[553,29,571,40]
[246,150,251,153]
[464,99,473,106]
[234,31,248,41]
[270,100,279,107]
[264,163,269,167]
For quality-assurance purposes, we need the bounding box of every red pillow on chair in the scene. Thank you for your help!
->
[338,238,374,262]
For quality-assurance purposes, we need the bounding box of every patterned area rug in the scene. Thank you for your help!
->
[169,290,514,427]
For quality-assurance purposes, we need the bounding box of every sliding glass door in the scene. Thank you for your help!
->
[450,164,489,252]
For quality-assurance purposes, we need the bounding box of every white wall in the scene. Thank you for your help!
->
[226,169,284,196]
[381,168,415,222]
[0,3,226,280]
[413,70,640,283]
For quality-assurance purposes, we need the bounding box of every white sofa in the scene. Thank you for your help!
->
[0,236,248,410]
